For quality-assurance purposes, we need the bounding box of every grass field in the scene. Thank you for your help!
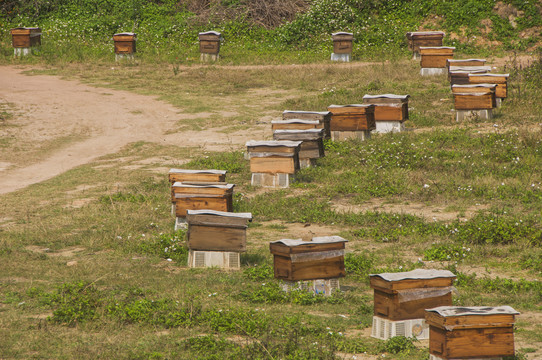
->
[0,53,541,359]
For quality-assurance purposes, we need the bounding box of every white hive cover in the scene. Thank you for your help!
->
[362,94,410,100]
[469,73,510,77]
[328,104,373,108]
[452,84,496,89]
[199,31,221,36]
[449,66,492,72]
[427,305,519,317]
[271,119,320,125]
[169,169,227,175]
[246,140,302,147]
[283,110,331,115]
[114,32,136,36]
[370,269,456,281]
[408,31,445,35]
[419,46,455,49]
[172,182,234,189]
[186,209,252,219]
[271,236,347,247]
[448,58,486,63]
[332,32,354,36]
[273,129,324,134]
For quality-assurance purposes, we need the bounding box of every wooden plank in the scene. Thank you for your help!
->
[250,156,296,174]
[373,104,407,122]
[421,54,454,68]
[299,140,324,159]
[328,106,374,115]
[333,40,352,54]
[469,75,508,84]
[188,225,246,252]
[454,93,494,110]
[174,196,231,217]
[420,47,454,55]
[173,185,233,196]
[169,172,226,184]
[446,59,486,68]
[247,145,296,154]
[273,255,345,281]
[440,327,515,358]
[186,214,249,228]
[272,122,319,131]
[269,241,345,255]
[282,112,331,121]
[199,40,220,54]
[451,86,495,94]
[370,276,454,291]
[329,115,374,131]
[425,311,516,329]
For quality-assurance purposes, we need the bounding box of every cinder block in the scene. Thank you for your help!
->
[455,109,493,121]
[330,53,350,62]
[187,250,240,269]
[421,68,446,76]
[175,217,187,230]
[331,130,371,141]
[375,121,405,133]
[371,316,429,340]
[14,48,32,56]
[251,172,292,188]
[201,53,219,62]
[280,278,340,297]
[299,158,317,169]
[115,53,134,61]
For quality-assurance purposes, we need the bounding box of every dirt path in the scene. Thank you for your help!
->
[0,66,259,195]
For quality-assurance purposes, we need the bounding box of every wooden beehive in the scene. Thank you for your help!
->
[272,129,324,160]
[11,27,41,48]
[331,32,354,54]
[406,31,445,53]
[113,33,136,54]
[172,183,234,217]
[186,209,252,252]
[272,119,320,132]
[168,169,227,202]
[198,31,222,55]
[468,73,510,99]
[282,110,331,139]
[327,104,376,131]
[246,140,301,174]
[362,94,410,122]
[448,66,491,86]
[426,306,519,359]
[369,269,456,321]
[420,47,455,68]
[270,236,347,281]
[446,58,486,70]
[452,84,496,110]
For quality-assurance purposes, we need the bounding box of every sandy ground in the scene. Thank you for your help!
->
[0,66,260,195]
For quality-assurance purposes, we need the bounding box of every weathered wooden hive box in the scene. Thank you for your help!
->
[425,306,519,360]
[272,119,320,132]
[11,27,41,48]
[186,209,252,252]
[452,84,496,110]
[272,129,324,161]
[331,32,354,54]
[420,47,455,68]
[446,59,486,70]
[406,31,445,53]
[246,140,302,174]
[362,94,410,122]
[113,33,136,54]
[468,73,510,99]
[168,169,227,202]
[370,269,456,321]
[198,31,222,54]
[282,110,331,139]
[327,104,376,131]
[448,66,489,85]
[172,183,234,217]
[270,236,347,281]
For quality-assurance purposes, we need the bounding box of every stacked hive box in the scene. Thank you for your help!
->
[269,236,347,296]
[113,33,136,60]
[272,129,324,168]
[406,31,445,59]
[420,47,455,76]
[327,104,375,140]
[198,31,222,62]
[425,306,519,360]
[369,269,456,340]
[172,182,234,229]
[448,66,492,86]
[186,209,252,269]
[168,168,227,212]
[452,84,497,121]
[468,73,509,107]
[446,59,487,70]
[331,32,354,62]
[246,140,302,188]
[362,94,410,133]
[282,110,331,139]
[10,27,41,56]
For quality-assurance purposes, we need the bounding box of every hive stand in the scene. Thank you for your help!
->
[270,236,347,297]
[282,110,331,139]
[327,104,375,140]
[452,84,497,121]
[331,32,353,62]
[198,31,222,62]
[406,31,445,59]
[362,94,410,133]
[468,73,510,108]
[11,27,41,56]
[246,140,302,188]
[369,269,456,340]
[113,32,136,61]
[425,306,519,360]
[272,129,325,168]
[420,46,455,76]
[186,210,252,270]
